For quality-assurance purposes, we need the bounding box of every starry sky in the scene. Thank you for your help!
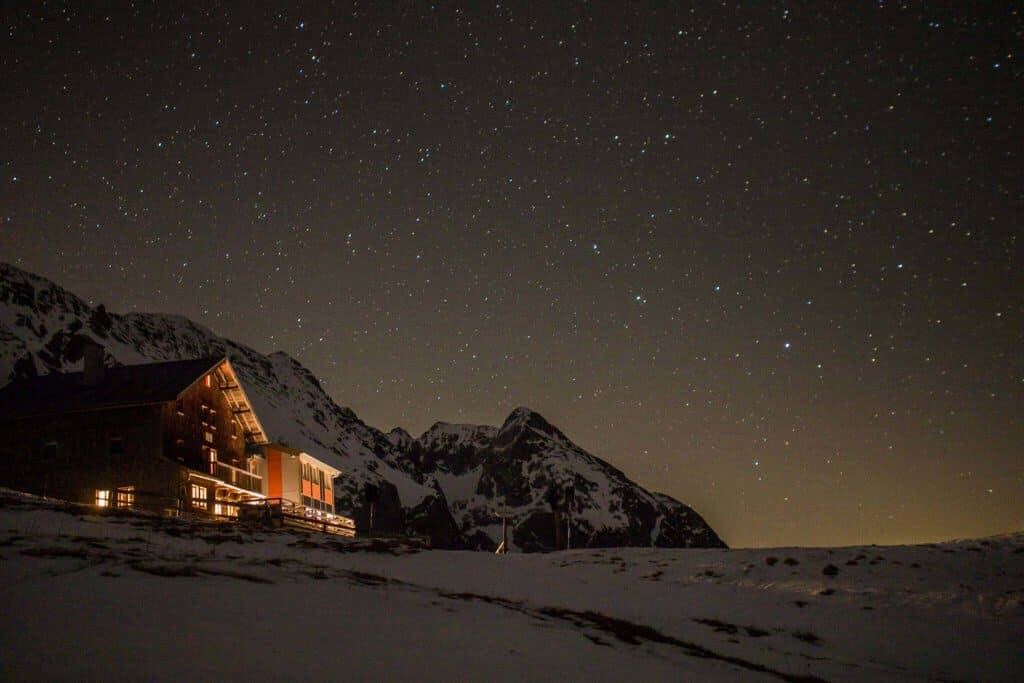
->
[2,2,1021,547]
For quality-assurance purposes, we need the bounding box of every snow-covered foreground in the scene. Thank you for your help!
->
[1,492,1020,682]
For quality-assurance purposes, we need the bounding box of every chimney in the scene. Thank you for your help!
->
[83,339,105,387]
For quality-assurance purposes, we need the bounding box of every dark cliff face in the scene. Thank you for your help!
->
[0,263,726,551]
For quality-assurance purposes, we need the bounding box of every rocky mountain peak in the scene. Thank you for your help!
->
[386,427,413,450]
[418,421,497,447]
[494,406,568,448]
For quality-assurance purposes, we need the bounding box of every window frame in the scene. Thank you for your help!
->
[190,483,208,510]
[116,486,135,509]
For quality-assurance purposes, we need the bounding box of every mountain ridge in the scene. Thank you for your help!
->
[0,261,724,550]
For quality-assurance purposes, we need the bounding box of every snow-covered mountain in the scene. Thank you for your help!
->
[405,409,724,551]
[0,262,723,550]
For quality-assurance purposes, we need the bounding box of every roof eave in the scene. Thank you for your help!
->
[212,359,270,446]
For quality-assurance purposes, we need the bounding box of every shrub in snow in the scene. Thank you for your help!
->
[793,630,821,644]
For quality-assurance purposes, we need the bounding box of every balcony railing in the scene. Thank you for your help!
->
[236,498,356,537]
[212,461,262,494]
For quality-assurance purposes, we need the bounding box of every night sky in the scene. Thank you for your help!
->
[2,2,1021,547]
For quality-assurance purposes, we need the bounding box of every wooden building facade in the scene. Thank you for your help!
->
[0,346,269,517]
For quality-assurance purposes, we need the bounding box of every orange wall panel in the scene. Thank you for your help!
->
[267,448,283,499]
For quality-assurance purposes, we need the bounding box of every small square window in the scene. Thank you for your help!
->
[95,489,111,508]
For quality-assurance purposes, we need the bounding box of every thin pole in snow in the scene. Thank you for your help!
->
[495,503,509,554]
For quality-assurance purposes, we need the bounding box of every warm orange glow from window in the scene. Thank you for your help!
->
[191,484,208,510]
[116,487,134,509]
[95,490,110,508]
[204,375,212,387]
[214,502,237,517]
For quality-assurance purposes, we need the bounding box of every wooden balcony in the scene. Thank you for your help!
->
[211,461,262,494]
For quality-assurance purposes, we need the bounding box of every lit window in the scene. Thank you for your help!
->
[204,431,214,443]
[204,375,212,388]
[116,487,134,509]
[95,490,111,508]
[214,503,237,518]
[191,484,208,510]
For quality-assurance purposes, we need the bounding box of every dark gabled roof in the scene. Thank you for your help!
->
[0,357,224,422]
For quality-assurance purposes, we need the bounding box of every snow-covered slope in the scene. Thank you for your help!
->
[0,262,722,550]
[1,491,1021,682]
